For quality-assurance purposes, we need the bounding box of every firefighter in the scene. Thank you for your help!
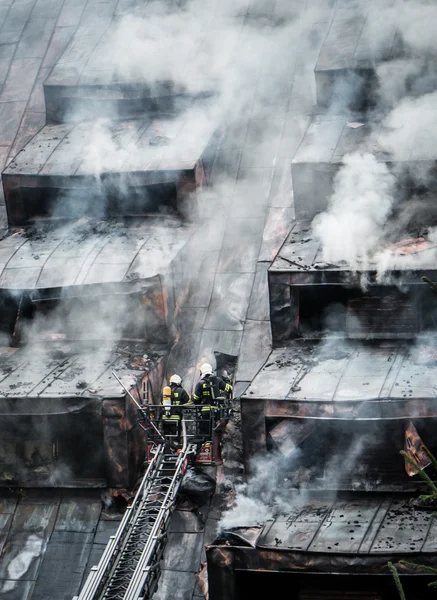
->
[161,374,191,442]
[193,363,232,438]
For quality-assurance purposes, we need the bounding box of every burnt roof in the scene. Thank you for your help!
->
[0,341,164,401]
[0,218,191,290]
[3,114,214,179]
[243,339,437,416]
[210,493,437,577]
[270,222,437,278]
[290,116,437,166]
[257,493,437,555]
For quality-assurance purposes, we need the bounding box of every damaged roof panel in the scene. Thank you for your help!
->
[256,493,437,556]
[0,342,164,400]
[4,114,214,178]
[271,223,437,275]
[244,340,437,406]
[0,219,192,289]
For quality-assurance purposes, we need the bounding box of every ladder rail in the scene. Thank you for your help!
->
[77,445,164,600]
[105,420,191,600]
[123,435,192,599]
[76,421,195,600]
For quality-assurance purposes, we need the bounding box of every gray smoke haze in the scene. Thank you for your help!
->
[0,0,337,420]
[38,0,333,382]
[312,152,396,269]
[219,431,372,530]
[312,0,437,280]
[219,449,305,530]
[219,0,437,531]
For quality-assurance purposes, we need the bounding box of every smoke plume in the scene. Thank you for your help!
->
[312,152,396,269]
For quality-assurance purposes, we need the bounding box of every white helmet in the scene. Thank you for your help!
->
[169,374,182,386]
[200,363,213,377]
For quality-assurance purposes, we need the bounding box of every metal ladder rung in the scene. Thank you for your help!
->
[76,438,193,600]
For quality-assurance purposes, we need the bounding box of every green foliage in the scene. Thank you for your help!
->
[423,444,437,473]
[388,562,407,600]
[422,276,437,291]
[388,446,437,597]
[398,560,437,576]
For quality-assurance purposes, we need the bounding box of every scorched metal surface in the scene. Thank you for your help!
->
[0,342,166,488]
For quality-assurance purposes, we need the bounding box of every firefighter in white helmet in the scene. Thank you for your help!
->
[161,374,191,441]
[193,363,232,437]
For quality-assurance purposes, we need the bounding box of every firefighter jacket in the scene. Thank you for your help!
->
[162,384,191,420]
[193,375,232,411]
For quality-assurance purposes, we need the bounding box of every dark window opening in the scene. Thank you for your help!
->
[0,412,105,486]
[295,285,436,338]
[20,181,180,223]
[14,291,148,343]
[235,571,436,600]
[266,419,437,490]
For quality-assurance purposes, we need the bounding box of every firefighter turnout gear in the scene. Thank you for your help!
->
[193,371,232,437]
[193,374,232,406]
[161,377,191,440]
[162,385,172,417]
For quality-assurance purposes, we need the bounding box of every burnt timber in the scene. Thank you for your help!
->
[241,340,437,471]
[0,219,192,489]
[269,222,437,342]
[0,342,166,488]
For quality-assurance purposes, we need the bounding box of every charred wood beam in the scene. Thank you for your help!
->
[269,273,299,344]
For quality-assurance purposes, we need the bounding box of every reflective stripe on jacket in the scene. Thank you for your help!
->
[162,384,191,420]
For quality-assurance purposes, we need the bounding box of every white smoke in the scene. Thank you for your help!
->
[312,152,396,269]
[313,84,437,277]
[219,430,373,530]
[381,91,437,161]
[219,450,301,530]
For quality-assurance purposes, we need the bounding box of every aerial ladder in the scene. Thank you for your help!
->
[74,373,230,600]
[74,420,195,600]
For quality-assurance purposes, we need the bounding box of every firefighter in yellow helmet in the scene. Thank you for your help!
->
[193,363,232,437]
[161,374,191,442]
